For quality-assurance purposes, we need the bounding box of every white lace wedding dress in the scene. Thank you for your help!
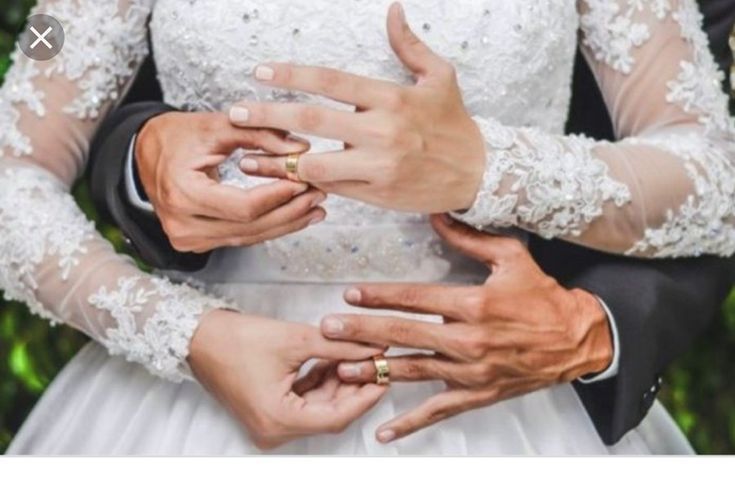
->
[3,0,734,455]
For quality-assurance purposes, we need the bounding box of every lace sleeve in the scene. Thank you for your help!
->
[0,0,230,382]
[453,0,735,258]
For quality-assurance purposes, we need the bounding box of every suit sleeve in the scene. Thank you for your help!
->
[531,236,733,444]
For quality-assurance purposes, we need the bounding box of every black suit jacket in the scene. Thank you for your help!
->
[86,2,735,445]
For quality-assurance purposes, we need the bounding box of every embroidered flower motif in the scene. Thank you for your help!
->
[0,165,96,324]
[89,276,230,382]
[458,1,735,257]
[454,116,632,238]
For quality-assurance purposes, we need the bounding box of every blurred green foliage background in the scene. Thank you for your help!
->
[1,0,734,454]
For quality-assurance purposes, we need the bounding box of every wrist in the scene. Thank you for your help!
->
[187,308,238,380]
[570,288,614,378]
[134,112,172,198]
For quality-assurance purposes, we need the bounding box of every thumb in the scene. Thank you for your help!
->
[430,214,517,267]
[386,2,445,80]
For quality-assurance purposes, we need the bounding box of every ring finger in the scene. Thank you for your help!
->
[336,354,469,385]
[243,149,378,184]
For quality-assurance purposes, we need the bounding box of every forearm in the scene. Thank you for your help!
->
[0,159,231,381]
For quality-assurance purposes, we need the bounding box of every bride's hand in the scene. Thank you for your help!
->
[135,111,326,254]
[230,2,486,213]
[187,309,387,450]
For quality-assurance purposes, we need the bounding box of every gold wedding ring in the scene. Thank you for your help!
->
[285,152,301,182]
[373,354,390,385]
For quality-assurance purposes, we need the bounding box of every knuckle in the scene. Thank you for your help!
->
[499,238,527,259]
[161,217,184,239]
[436,62,457,82]
[384,89,408,112]
[250,427,283,450]
[237,205,255,222]
[316,68,342,94]
[453,330,487,360]
[252,438,280,451]
[425,405,453,425]
[279,64,293,84]
[405,29,423,48]
[338,315,361,338]
[397,286,424,307]
[300,159,328,181]
[402,359,426,380]
[476,362,496,384]
[460,290,490,321]
[168,237,190,252]
[296,105,323,132]
[326,420,349,435]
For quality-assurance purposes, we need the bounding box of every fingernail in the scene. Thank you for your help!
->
[396,3,406,23]
[240,158,258,172]
[255,65,275,81]
[293,183,310,195]
[322,316,344,336]
[339,363,361,378]
[229,106,250,124]
[286,134,310,145]
[377,429,396,443]
[310,193,326,208]
[440,214,454,225]
[344,287,362,304]
[309,211,325,226]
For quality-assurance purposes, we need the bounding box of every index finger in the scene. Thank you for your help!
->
[253,63,401,109]
[320,314,452,354]
[289,383,387,435]
[343,283,478,322]
[186,174,308,221]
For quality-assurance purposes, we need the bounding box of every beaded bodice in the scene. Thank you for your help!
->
[151,0,579,281]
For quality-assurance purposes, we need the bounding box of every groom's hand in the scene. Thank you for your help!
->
[135,111,326,253]
[319,215,614,443]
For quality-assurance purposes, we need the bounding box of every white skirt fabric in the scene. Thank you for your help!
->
[8,280,693,455]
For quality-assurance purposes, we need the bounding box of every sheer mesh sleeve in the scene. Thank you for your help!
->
[0,0,230,382]
[453,0,735,258]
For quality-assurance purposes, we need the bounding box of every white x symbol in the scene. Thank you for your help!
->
[29,26,53,50]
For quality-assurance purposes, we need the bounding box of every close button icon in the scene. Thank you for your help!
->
[18,14,65,61]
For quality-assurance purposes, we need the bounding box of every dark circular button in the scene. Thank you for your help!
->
[18,14,65,61]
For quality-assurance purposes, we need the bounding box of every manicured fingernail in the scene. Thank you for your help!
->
[309,211,325,226]
[441,214,454,225]
[229,106,250,124]
[339,363,361,378]
[396,3,406,23]
[293,183,309,195]
[322,316,344,336]
[310,193,326,208]
[240,158,258,172]
[344,288,362,304]
[254,65,275,81]
[286,134,310,145]
[377,429,396,443]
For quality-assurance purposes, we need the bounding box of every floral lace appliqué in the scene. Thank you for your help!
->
[453,116,632,238]
[89,275,231,382]
[40,0,152,119]
[0,165,95,324]
[631,1,735,256]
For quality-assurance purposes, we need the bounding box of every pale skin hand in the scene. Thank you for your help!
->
[229,2,487,213]
[315,215,613,443]
[135,111,327,254]
[188,309,388,450]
